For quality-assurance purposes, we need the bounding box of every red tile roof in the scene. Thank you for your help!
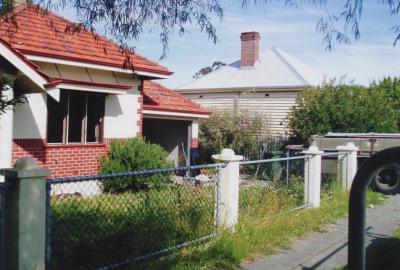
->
[143,81,210,115]
[0,4,172,76]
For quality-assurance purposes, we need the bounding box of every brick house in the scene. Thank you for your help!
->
[0,3,209,178]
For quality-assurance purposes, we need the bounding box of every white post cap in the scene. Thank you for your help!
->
[212,148,243,162]
[336,142,359,151]
[302,145,324,155]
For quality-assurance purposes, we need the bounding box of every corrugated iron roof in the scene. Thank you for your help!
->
[177,47,323,91]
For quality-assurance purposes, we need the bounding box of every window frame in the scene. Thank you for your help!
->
[46,90,105,145]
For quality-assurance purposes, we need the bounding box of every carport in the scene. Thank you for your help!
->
[142,81,210,166]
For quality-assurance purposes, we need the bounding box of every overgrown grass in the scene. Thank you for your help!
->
[132,188,385,270]
[50,176,385,270]
[50,185,216,269]
[129,184,346,269]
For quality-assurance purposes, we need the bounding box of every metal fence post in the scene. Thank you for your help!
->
[0,157,50,270]
[337,142,359,191]
[302,146,323,208]
[212,149,243,231]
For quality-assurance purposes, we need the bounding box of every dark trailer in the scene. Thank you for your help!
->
[311,133,400,194]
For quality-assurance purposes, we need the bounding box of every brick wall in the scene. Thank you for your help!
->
[12,139,114,178]
[191,138,198,148]
[240,31,260,67]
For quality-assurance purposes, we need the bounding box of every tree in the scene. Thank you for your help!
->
[193,61,226,79]
[24,1,400,56]
[1,0,400,115]
[0,55,25,117]
[370,77,400,129]
[0,74,18,114]
[288,80,399,143]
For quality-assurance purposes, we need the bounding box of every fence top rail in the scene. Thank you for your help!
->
[320,152,346,157]
[239,155,309,165]
[47,163,225,184]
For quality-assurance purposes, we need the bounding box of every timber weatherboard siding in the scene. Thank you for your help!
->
[185,90,299,137]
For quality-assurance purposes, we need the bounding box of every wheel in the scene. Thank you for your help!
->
[371,163,400,195]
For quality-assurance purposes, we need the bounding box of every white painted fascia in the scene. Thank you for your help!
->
[46,88,61,102]
[143,109,210,120]
[47,83,128,95]
[26,54,170,79]
[134,70,170,79]
[0,42,47,90]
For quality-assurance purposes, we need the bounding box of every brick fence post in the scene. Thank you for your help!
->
[337,142,359,191]
[303,146,324,208]
[0,157,50,270]
[212,148,243,230]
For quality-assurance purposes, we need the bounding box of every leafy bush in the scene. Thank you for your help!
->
[100,138,173,192]
[288,80,398,143]
[370,76,400,129]
[198,111,265,162]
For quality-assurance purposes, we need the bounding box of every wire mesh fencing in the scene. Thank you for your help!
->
[46,164,223,270]
[239,154,308,218]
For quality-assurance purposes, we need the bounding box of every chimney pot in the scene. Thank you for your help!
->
[240,31,260,68]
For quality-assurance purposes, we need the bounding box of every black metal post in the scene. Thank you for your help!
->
[348,146,400,270]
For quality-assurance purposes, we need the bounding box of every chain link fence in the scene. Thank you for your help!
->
[46,164,223,270]
[239,153,308,218]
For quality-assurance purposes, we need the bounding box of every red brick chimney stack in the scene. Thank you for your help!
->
[240,31,260,68]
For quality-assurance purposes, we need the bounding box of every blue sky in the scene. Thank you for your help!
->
[61,1,400,88]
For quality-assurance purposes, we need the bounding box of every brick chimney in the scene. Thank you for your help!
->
[240,31,260,68]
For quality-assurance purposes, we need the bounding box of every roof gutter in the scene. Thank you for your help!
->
[23,51,173,77]
[175,85,311,94]
[143,109,210,120]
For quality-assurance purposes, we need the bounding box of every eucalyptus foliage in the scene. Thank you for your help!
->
[1,0,397,59]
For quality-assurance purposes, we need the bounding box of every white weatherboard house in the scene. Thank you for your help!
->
[0,3,209,179]
[176,31,324,137]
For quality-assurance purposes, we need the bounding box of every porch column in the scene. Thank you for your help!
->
[0,85,14,181]
[189,120,199,165]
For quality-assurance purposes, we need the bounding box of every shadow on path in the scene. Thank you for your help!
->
[300,226,400,270]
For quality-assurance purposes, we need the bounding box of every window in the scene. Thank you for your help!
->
[47,91,105,144]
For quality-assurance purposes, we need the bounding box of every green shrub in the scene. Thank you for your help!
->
[288,80,398,143]
[370,76,400,129]
[100,138,173,192]
[198,110,264,162]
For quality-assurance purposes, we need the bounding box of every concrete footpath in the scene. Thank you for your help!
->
[241,195,400,270]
